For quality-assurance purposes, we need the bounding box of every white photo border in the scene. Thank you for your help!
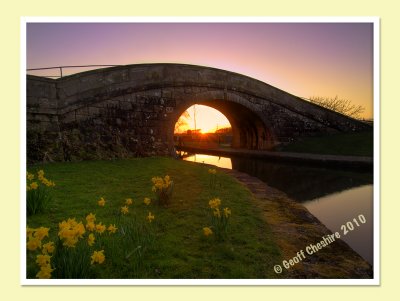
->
[20,16,380,286]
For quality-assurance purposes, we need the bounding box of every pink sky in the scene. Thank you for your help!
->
[27,22,374,119]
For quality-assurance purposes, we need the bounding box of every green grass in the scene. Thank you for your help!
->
[279,131,373,157]
[26,157,281,279]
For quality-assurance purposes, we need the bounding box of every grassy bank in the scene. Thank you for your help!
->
[278,131,373,157]
[26,157,281,279]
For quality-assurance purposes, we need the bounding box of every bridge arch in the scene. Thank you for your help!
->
[26,63,371,162]
[168,90,276,150]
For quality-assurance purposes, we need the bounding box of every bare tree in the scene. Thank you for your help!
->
[308,96,365,119]
[174,110,191,133]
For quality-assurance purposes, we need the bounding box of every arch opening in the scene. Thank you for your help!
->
[173,104,233,149]
[172,100,275,151]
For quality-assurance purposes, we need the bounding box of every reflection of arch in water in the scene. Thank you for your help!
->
[231,157,373,202]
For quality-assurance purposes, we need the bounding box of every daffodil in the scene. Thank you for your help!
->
[40,177,55,187]
[151,176,172,191]
[26,227,35,238]
[36,265,54,279]
[29,182,39,190]
[86,222,95,231]
[86,213,96,223]
[95,223,106,234]
[147,212,155,223]
[91,250,105,265]
[88,233,95,246]
[42,242,55,254]
[213,208,221,218]
[27,172,35,181]
[37,170,45,180]
[121,206,129,215]
[75,223,86,237]
[36,254,51,267]
[223,207,231,218]
[27,237,42,251]
[208,169,217,174]
[58,218,85,247]
[107,224,118,234]
[209,198,221,209]
[98,197,106,207]
[125,198,133,206]
[144,197,151,206]
[203,227,213,236]
[34,227,50,240]
[163,175,171,188]
[63,236,79,248]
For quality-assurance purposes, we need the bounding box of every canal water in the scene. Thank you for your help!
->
[182,153,373,265]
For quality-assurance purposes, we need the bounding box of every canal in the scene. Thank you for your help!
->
[181,152,373,265]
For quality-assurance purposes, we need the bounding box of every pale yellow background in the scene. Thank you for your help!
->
[0,0,397,299]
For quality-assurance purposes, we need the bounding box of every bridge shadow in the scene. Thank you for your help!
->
[230,156,372,202]
[177,148,372,203]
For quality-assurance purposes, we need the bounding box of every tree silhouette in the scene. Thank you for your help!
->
[308,96,365,119]
[174,110,191,133]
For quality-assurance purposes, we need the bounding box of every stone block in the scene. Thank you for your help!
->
[75,106,89,116]
[61,111,76,124]
[88,107,100,116]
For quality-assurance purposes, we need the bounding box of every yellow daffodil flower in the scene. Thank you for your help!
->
[147,212,155,223]
[203,227,213,236]
[30,182,39,190]
[144,197,151,206]
[42,242,55,254]
[213,208,221,218]
[208,169,217,174]
[209,198,221,209]
[121,206,129,215]
[36,254,51,267]
[36,265,54,279]
[107,224,118,234]
[91,250,105,265]
[86,222,95,232]
[223,207,231,218]
[86,213,96,223]
[95,223,106,234]
[98,197,106,207]
[58,218,85,247]
[34,227,50,240]
[27,237,42,251]
[26,227,35,238]
[88,233,95,246]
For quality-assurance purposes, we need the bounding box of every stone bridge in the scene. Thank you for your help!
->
[26,63,371,162]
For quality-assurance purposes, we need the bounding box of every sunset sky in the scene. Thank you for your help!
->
[26,22,374,122]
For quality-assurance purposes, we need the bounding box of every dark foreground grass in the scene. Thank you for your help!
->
[27,157,281,279]
[279,131,373,157]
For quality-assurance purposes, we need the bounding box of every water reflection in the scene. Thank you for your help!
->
[180,152,373,264]
[303,185,373,264]
[182,153,232,169]
[230,157,372,202]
